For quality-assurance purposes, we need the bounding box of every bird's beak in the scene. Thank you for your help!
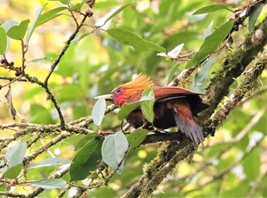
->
[94,94,113,101]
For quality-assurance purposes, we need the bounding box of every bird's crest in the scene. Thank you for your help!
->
[120,74,153,90]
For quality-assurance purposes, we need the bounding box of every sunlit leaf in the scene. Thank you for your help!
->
[102,132,128,169]
[1,20,18,31]
[0,27,7,55]
[157,43,184,59]
[127,129,148,149]
[48,0,69,4]
[187,20,233,67]
[69,2,84,11]
[29,179,67,189]
[7,19,30,40]
[193,4,231,15]
[92,98,107,126]
[248,3,264,32]
[36,7,67,27]
[140,87,155,123]
[107,28,148,52]
[70,138,102,181]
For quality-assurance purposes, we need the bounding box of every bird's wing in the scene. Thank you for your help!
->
[153,86,200,100]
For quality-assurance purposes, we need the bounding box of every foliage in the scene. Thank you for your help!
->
[0,0,266,197]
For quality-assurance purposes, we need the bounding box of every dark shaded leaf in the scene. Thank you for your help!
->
[193,4,231,15]
[74,133,98,151]
[70,138,102,181]
[187,20,233,67]
[3,164,22,179]
[5,86,16,120]
[102,132,128,169]
[29,179,67,189]
[127,129,148,149]
[7,19,30,40]
[248,3,264,32]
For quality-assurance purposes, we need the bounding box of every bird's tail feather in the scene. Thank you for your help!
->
[173,102,204,144]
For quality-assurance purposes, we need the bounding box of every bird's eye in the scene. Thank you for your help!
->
[115,87,123,94]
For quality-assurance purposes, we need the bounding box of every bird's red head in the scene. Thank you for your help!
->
[111,74,153,107]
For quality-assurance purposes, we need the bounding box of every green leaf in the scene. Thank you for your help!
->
[140,87,155,123]
[30,56,54,63]
[74,133,98,151]
[92,98,107,126]
[243,147,260,180]
[69,2,84,11]
[29,158,70,169]
[25,6,44,43]
[103,2,134,26]
[48,0,69,4]
[7,19,30,40]
[101,132,129,169]
[55,85,86,103]
[70,138,102,181]
[107,28,148,52]
[118,103,140,121]
[193,4,231,15]
[127,129,148,149]
[5,142,27,167]
[72,104,90,119]
[30,104,53,124]
[145,40,166,52]
[29,179,67,190]
[36,7,67,27]
[187,20,234,67]
[0,27,7,55]
[191,55,216,93]
[2,20,18,31]
[248,3,264,32]
[3,164,22,179]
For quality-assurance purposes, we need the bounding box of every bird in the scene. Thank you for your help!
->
[103,74,208,144]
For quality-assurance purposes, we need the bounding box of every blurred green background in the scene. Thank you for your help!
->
[0,0,267,197]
